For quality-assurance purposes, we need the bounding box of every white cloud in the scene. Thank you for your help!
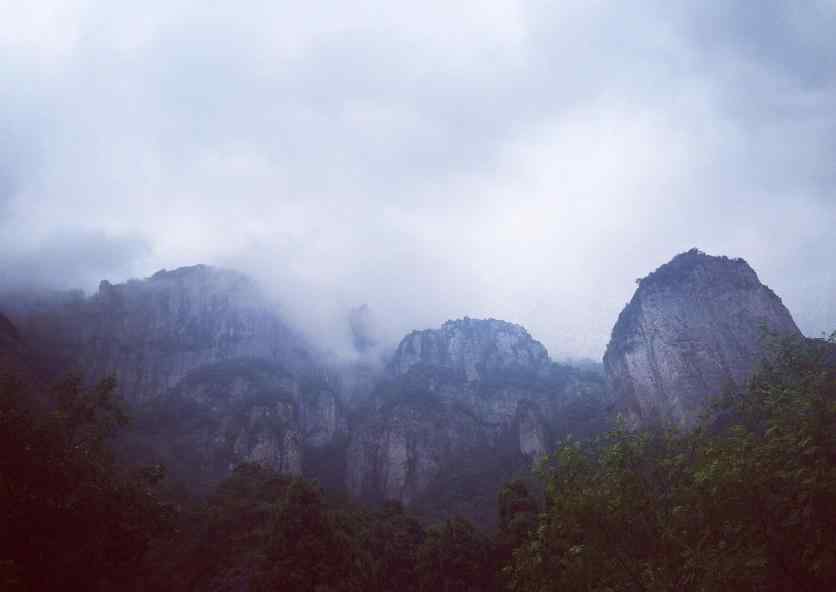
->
[1,1,834,359]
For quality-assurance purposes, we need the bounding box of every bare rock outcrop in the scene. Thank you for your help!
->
[347,318,606,520]
[604,249,802,428]
[4,266,347,487]
[392,317,551,381]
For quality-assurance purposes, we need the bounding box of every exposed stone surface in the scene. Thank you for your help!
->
[3,266,347,486]
[4,250,812,524]
[79,265,316,403]
[392,317,551,381]
[604,249,802,428]
[347,318,607,519]
[125,356,350,489]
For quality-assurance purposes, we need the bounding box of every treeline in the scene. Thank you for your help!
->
[508,334,836,591]
[0,373,512,591]
[1,335,834,591]
[144,464,505,591]
[0,375,173,590]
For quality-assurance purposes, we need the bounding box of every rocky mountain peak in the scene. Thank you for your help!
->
[149,264,213,280]
[4,265,348,487]
[98,264,256,303]
[67,264,315,404]
[390,317,550,381]
[635,248,759,291]
[348,318,606,516]
[604,249,802,427]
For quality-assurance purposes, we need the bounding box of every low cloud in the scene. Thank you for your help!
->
[1,1,834,359]
[1,228,150,290]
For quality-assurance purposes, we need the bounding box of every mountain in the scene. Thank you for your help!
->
[1,250,821,524]
[346,318,607,524]
[76,265,316,402]
[1,266,348,491]
[603,249,802,428]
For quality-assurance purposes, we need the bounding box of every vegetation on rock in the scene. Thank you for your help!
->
[508,334,836,591]
[3,334,833,590]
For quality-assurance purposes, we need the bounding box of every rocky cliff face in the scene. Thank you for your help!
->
[79,265,315,403]
[392,318,552,381]
[5,250,810,520]
[347,318,606,521]
[2,266,347,488]
[604,249,802,428]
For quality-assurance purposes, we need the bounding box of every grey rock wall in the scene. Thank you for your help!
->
[7,250,800,516]
[604,249,802,428]
[347,318,606,512]
[4,266,347,486]
[392,317,551,380]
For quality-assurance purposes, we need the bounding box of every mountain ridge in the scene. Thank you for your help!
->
[0,250,816,524]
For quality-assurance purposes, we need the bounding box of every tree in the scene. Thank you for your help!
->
[496,480,538,587]
[0,373,174,591]
[364,501,424,592]
[417,517,494,592]
[256,478,362,591]
[507,333,836,591]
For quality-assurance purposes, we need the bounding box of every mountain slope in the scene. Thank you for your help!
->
[347,318,607,523]
[2,266,347,490]
[604,249,802,427]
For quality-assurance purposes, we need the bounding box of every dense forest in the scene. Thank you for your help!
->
[2,334,835,591]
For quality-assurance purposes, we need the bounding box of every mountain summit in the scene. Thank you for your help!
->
[0,251,814,524]
[348,318,605,522]
[391,317,551,381]
[604,249,802,427]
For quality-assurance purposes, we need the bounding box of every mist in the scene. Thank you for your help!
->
[2,1,834,360]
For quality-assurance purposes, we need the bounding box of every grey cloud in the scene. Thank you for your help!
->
[0,1,834,359]
[680,2,836,90]
[0,229,151,291]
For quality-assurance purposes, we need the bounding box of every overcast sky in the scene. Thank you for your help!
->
[2,1,835,360]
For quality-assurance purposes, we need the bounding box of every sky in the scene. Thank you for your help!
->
[1,1,835,360]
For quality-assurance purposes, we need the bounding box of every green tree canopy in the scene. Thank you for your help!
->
[507,334,836,592]
[0,374,174,591]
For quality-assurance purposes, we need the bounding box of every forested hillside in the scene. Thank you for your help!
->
[3,333,834,591]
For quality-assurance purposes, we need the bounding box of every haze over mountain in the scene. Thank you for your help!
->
[3,2,836,361]
[2,251,833,589]
[2,248,817,529]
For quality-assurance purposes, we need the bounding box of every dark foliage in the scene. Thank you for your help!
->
[4,325,834,592]
[508,334,836,591]
[0,374,174,591]
[145,464,496,592]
